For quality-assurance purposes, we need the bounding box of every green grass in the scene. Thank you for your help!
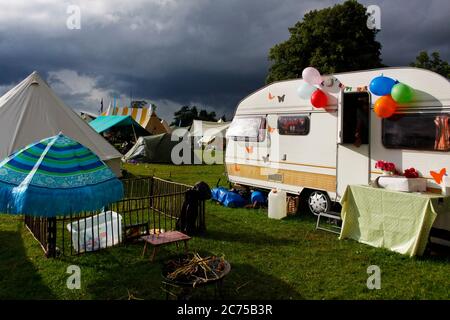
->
[0,163,449,300]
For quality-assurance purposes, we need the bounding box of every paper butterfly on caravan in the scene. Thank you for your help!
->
[430,168,446,184]
[268,92,285,103]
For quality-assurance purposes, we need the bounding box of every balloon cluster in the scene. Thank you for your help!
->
[297,67,333,108]
[369,75,414,118]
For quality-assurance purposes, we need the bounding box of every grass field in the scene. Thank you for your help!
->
[0,163,449,300]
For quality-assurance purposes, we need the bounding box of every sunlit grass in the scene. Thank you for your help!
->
[0,163,449,299]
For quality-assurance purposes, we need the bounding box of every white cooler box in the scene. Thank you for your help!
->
[67,211,122,253]
[376,176,427,192]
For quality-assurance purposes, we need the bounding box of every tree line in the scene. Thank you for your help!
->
[171,105,226,127]
[266,0,449,82]
[172,0,449,126]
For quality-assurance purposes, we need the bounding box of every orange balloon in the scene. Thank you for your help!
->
[374,95,397,118]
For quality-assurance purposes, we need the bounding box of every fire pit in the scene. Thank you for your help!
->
[161,253,231,300]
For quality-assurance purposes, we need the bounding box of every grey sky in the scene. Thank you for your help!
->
[0,0,448,122]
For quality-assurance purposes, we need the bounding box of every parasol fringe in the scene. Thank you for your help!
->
[0,178,123,217]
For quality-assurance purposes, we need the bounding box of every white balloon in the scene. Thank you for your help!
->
[320,76,343,94]
[297,82,317,99]
[302,67,322,85]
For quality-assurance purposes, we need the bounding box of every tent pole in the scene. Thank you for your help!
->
[131,123,138,143]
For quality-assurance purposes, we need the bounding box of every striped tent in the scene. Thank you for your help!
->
[0,133,124,216]
[104,105,152,128]
[103,105,169,134]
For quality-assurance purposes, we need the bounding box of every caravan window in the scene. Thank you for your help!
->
[382,113,450,151]
[226,117,266,142]
[278,115,310,135]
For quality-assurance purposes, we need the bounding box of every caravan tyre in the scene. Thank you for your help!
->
[307,190,330,215]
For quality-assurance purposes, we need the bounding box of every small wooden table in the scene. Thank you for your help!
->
[141,231,191,262]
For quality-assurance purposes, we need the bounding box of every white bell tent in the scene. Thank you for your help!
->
[0,71,122,176]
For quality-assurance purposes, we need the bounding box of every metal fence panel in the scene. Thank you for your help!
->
[24,176,206,257]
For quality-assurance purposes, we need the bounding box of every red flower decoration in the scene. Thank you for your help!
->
[375,160,397,173]
[404,168,419,178]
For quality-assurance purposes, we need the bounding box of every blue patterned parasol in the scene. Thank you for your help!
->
[0,133,124,216]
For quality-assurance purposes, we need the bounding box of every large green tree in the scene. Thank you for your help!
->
[266,0,382,83]
[410,51,450,79]
[171,105,217,127]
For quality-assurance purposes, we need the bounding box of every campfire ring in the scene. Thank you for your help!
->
[161,255,231,299]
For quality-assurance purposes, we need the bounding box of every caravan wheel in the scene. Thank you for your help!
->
[307,191,330,215]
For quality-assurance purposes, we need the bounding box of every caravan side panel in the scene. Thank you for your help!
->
[226,111,337,195]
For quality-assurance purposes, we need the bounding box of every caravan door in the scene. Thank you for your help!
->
[337,92,371,198]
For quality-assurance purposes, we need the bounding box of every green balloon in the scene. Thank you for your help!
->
[391,83,413,103]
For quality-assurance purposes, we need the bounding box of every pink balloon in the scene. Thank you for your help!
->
[302,67,322,85]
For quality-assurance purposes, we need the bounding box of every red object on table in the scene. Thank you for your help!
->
[141,231,191,262]
[404,167,419,178]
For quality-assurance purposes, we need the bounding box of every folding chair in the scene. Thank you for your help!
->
[315,211,342,235]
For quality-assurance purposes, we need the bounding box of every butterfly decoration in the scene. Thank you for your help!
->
[430,168,446,184]
[245,146,254,154]
[357,86,368,92]
[262,154,269,162]
[268,92,285,103]
[268,125,276,133]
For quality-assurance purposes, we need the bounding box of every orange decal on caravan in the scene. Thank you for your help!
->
[430,168,446,184]
[245,146,254,154]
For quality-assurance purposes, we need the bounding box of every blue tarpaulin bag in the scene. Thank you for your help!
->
[211,187,247,208]
[251,190,266,204]
[211,187,228,203]
[223,191,246,208]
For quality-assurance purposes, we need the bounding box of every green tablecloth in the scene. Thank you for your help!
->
[339,185,450,257]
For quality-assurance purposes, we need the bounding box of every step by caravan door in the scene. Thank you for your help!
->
[337,91,371,198]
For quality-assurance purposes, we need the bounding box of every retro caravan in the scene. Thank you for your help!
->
[225,67,450,215]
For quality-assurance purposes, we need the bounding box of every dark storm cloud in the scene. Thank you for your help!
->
[362,0,450,66]
[0,0,448,121]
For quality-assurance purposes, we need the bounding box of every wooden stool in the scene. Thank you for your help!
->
[141,231,191,262]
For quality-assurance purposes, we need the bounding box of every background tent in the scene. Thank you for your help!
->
[103,104,151,126]
[147,112,169,135]
[160,119,172,133]
[79,110,98,122]
[103,105,169,135]
[89,115,149,136]
[123,133,200,164]
[189,120,230,147]
[0,71,122,176]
